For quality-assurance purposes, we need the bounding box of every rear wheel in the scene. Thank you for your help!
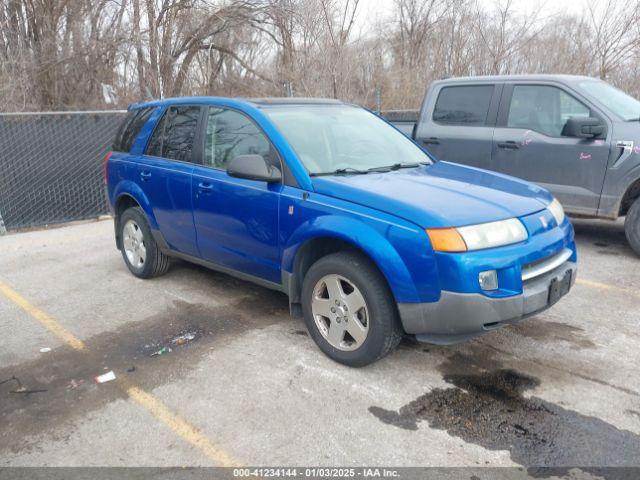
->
[119,207,171,278]
[625,197,640,256]
[301,251,402,367]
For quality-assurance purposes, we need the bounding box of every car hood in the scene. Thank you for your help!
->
[311,161,553,228]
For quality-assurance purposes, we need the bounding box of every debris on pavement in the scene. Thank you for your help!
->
[95,371,116,384]
[171,332,196,345]
[150,346,172,356]
[0,376,22,390]
[10,387,48,394]
[1,376,47,394]
[39,347,52,353]
[127,366,136,373]
[67,379,84,390]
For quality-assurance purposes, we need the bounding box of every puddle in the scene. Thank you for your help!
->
[0,285,289,453]
[510,321,596,350]
[369,351,640,473]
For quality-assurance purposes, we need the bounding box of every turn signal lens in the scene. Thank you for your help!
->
[426,228,467,252]
[103,151,113,184]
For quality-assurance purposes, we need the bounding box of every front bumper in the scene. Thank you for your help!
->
[398,259,577,344]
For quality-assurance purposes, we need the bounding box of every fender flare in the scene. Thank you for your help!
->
[112,180,158,230]
[281,215,421,304]
[618,167,640,214]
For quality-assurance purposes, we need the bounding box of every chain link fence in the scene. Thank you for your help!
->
[0,110,126,233]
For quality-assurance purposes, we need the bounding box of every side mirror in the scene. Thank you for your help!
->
[562,117,605,139]
[227,154,282,183]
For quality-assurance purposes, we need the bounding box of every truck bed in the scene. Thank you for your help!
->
[381,109,419,137]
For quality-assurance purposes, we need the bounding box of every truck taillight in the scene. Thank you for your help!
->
[103,151,113,183]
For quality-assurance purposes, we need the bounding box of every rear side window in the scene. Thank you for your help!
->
[433,85,494,126]
[145,106,201,162]
[113,107,154,152]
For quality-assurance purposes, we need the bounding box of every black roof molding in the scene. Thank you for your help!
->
[248,97,343,106]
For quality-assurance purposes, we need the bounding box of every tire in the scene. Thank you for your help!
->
[301,251,403,367]
[625,197,640,256]
[119,207,171,278]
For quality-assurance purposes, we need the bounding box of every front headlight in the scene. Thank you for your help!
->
[547,198,565,226]
[426,218,528,252]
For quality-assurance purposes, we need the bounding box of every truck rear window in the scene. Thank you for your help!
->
[113,107,154,152]
[433,85,494,126]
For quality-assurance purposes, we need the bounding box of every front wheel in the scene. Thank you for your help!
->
[625,197,640,256]
[301,252,403,367]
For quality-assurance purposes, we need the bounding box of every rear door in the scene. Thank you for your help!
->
[192,107,282,283]
[137,105,202,256]
[414,83,501,168]
[492,83,610,215]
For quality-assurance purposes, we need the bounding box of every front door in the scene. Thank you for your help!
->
[192,107,282,283]
[492,84,610,215]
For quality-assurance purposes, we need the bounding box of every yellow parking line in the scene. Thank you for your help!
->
[126,385,238,466]
[0,281,86,351]
[0,279,240,466]
[576,278,637,296]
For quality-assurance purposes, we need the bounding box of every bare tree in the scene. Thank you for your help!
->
[586,0,640,79]
[2,0,640,112]
[475,0,543,75]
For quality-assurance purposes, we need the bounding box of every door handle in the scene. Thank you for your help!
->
[140,171,152,181]
[422,137,440,145]
[197,182,214,192]
[497,141,520,150]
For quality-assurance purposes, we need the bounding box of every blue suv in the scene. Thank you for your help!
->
[106,97,577,366]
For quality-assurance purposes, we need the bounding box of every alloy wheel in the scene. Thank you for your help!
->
[311,274,369,351]
[122,219,146,269]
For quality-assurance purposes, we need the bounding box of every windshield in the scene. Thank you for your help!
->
[575,80,640,121]
[263,105,432,175]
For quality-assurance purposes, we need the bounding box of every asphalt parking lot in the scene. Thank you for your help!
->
[1,217,639,473]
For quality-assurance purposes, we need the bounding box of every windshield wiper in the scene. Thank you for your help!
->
[310,162,426,177]
[367,162,423,172]
[310,167,368,177]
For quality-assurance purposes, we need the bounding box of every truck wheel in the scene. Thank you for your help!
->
[625,197,640,256]
[301,251,403,367]
[119,207,171,278]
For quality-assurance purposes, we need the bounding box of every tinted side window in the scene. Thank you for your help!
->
[507,85,591,137]
[204,108,272,169]
[433,85,494,125]
[113,107,154,152]
[146,110,166,157]
[145,106,200,162]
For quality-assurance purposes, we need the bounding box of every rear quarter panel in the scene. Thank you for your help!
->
[107,155,158,230]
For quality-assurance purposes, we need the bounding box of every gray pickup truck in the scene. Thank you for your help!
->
[386,74,640,255]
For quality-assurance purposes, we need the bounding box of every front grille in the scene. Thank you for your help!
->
[521,248,573,282]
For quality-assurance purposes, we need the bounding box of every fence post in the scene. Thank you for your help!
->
[0,210,6,235]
